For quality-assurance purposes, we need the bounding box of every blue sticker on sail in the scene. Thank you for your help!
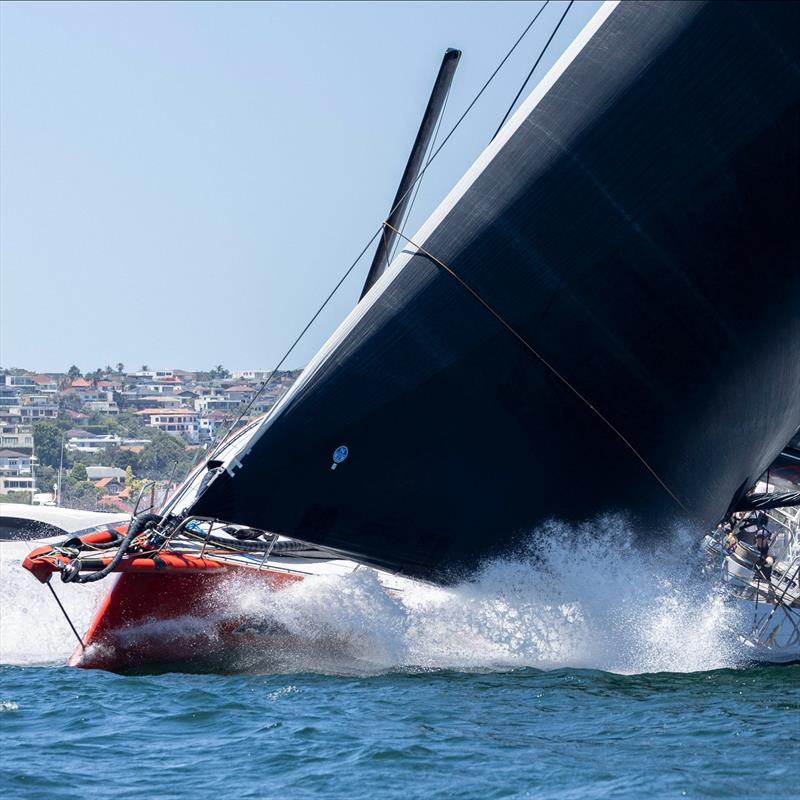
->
[331,445,349,470]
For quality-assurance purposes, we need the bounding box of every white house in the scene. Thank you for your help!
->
[0,448,35,495]
[31,375,59,393]
[137,381,182,395]
[0,449,33,475]
[66,434,151,453]
[0,424,33,451]
[135,408,199,442]
[131,370,177,385]
[136,395,183,409]
[0,475,35,494]
[194,394,241,414]
[232,370,271,382]
[85,466,127,482]
[2,375,37,389]
[5,397,59,421]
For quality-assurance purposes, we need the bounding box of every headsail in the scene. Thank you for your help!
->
[182,1,800,581]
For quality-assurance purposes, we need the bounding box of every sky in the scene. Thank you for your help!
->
[1,0,602,374]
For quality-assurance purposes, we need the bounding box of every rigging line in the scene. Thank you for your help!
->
[206,226,385,461]
[493,0,574,139]
[46,581,85,651]
[407,1,551,204]
[759,562,800,634]
[384,222,688,513]
[202,4,552,464]
[376,1,552,248]
[374,0,552,270]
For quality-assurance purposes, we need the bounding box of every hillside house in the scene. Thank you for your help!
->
[135,408,199,442]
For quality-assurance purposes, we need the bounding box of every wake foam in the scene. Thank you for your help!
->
[0,517,746,674]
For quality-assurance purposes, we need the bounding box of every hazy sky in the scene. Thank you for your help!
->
[1,0,601,373]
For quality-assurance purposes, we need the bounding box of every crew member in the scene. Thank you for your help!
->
[754,530,773,582]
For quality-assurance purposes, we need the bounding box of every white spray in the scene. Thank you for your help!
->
[0,517,745,674]
[0,541,109,665]
[221,517,745,675]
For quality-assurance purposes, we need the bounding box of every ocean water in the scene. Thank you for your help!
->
[2,520,799,799]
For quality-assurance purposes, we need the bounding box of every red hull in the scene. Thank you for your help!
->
[70,566,302,672]
[22,525,311,672]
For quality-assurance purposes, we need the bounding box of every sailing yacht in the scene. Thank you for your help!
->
[19,0,800,671]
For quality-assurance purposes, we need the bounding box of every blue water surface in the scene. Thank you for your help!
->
[1,664,797,799]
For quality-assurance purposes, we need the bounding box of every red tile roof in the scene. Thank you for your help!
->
[98,495,133,513]
[71,378,91,388]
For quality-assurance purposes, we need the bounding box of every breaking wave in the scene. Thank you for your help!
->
[0,517,746,674]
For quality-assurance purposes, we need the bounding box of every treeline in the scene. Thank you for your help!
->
[33,418,196,483]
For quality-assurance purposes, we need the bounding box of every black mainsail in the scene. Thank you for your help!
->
[183,0,800,580]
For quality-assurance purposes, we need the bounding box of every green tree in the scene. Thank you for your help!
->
[61,393,84,412]
[137,430,190,479]
[116,362,125,374]
[67,365,81,380]
[33,421,63,469]
[60,477,103,511]
[112,411,149,437]
[36,465,57,495]
[70,463,88,481]
[94,443,137,472]
[87,411,110,428]
[124,464,146,502]
[0,491,33,505]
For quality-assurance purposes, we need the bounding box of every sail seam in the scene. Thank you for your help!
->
[384,222,688,513]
